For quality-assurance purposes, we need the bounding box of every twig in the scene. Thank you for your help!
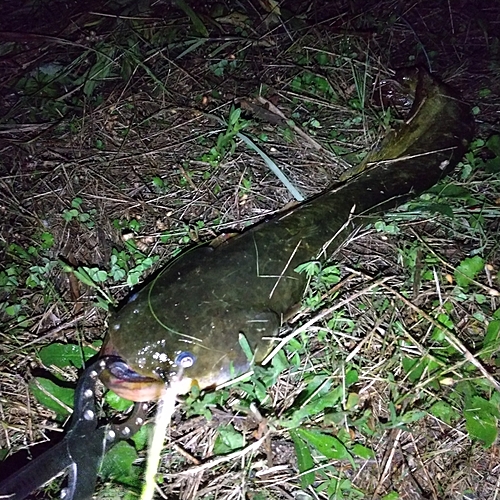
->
[262,276,393,366]
[373,429,403,496]
[256,96,325,152]
[141,377,183,500]
[409,228,500,297]
[269,240,302,299]
[380,282,500,393]
[169,431,271,477]
[17,313,88,350]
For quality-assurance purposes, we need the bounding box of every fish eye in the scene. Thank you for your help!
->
[175,351,196,368]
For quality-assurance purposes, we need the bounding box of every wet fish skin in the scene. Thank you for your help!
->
[101,67,474,401]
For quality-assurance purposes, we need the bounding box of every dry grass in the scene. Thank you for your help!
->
[1,1,500,499]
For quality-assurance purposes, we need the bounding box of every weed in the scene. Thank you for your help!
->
[61,241,160,310]
[0,238,59,331]
[213,424,245,455]
[199,106,251,166]
[175,0,209,37]
[295,261,341,310]
[209,58,240,77]
[239,177,252,196]
[151,176,168,194]
[62,198,96,229]
[290,71,337,102]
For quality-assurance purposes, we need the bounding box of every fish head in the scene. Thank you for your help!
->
[99,348,173,402]
[100,296,279,401]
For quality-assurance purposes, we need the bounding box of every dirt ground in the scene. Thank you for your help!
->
[1,1,500,499]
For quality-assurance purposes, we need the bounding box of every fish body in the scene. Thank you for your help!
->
[101,68,474,401]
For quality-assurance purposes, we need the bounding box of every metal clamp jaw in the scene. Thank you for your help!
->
[0,357,148,500]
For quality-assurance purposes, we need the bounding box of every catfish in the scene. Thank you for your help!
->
[101,68,474,401]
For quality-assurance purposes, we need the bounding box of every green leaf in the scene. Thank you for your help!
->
[96,296,111,311]
[464,396,499,447]
[152,176,164,189]
[245,492,271,500]
[402,356,439,382]
[381,492,400,500]
[345,369,359,386]
[270,349,289,374]
[437,312,454,329]
[319,265,341,285]
[455,256,485,288]
[112,268,126,281]
[374,220,400,234]
[213,424,245,455]
[184,388,228,420]
[485,156,500,173]
[131,423,152,452]
[295,261,321,277]
[280,371,359,428]
[429,401,460,425]
[246,353,288,399]
[345,392,360,410]
[5,304,21,316]
[71,197,83,209]
[281,387,341,428]
[481,320,500,359]
[105,390,134,411]
[100,441,140,486]
[290,430,315,488]
[351,443,375,459]
[41,232,55,249]
[296,428,350,460]
[491,391,500,410]
[174,0,209,37]
[72,267,99,288]
[127,271,141,287]
[486,134,500,156]
[475,293,487,304]
[423,203,454,217]
[95,269,108,282]
[63,209,79,222]
[228,107,242,127]
[29,377,74,417]
[238,333,254,362]
[38,343,97,368]
[470,395,500,418]
[400,410,426,424]
[426,184,472,200]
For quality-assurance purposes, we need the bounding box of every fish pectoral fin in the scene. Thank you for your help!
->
[282,302,302,323]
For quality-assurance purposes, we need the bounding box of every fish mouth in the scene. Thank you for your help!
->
[100,358,166,402]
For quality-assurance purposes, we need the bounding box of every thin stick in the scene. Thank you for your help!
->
[262,276,393,365]
[409,227,500,297]
[169,431,271,477]
[269,240,302,299]
[141,375,183,500]
[381,283,500,392]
